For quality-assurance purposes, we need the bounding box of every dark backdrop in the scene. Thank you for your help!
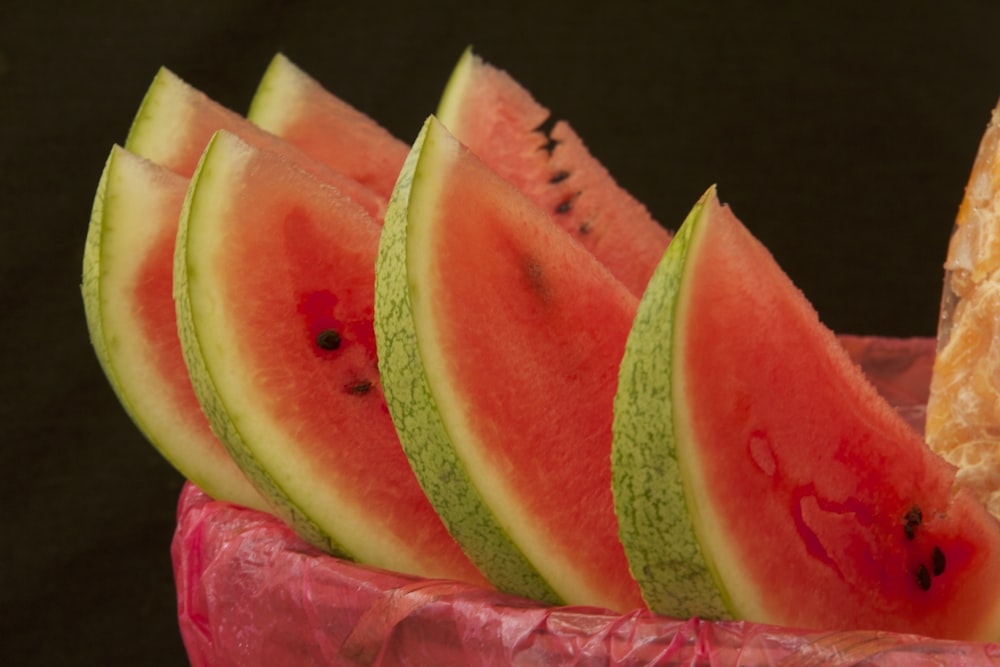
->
[4,1,1000,664]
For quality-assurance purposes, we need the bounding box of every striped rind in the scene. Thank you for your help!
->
[374,117,560,603]
[611,186,730,618]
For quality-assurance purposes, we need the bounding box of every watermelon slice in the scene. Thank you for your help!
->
[613,186,1000,640]
[375,116,644,611]
[247,53,410,203]
[173,129,487,586]
[81,145,268,511]
[437,48,672,297]
[124,66,385,220]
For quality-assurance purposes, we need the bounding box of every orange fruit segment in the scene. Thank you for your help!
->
[926,97,1000,517]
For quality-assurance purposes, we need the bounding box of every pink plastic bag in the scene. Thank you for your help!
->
[172,336,1000,665]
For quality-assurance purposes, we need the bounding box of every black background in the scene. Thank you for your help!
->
[4,1,1000,664]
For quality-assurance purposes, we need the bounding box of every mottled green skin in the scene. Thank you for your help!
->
[611,188,730,619]
[172,133,341,557]
[373,117,560,604]
[81,152,115,406]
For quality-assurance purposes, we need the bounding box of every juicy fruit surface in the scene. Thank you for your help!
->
[437,49,672,298]
[620,188,1000,640]
[927,99,1000,519]
[376,117,644,611]
[125,67,385,219]
[247,53,410,203]
[82,146,267,511]
[174,130,485,585]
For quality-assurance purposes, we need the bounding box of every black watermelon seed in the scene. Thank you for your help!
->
[346,379,373,395]
[578,220,592,235]
[932,547,946,576]
[555,192,582,216]
[316,329,342,350]
[549,170,571,184]
[532,115,558,138]
[904,523,915,541]
[916,564,931,591]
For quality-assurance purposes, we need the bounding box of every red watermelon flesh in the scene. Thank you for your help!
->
[174,129,486,586]
[124,67,385,220]
[247,53,411,203]
[376,117,644,611]
[437,49,673,298]
[82,145,268,511]
[622,188,1000,640]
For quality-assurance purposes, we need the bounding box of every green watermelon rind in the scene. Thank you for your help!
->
[172,131,343,557]
[374,117,561,605]
[245,53,299,134]
[81,146,267,510]
[611,186,731,619]
[123,68,194,170]
[435,47,476,127]
[81,151,120,419]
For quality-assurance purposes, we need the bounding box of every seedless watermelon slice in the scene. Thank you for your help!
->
[437,48,672,297]
[375,116,644,611]
[82,145,268,511]
[247,53,410,203]
[124,66,385,220]
[614,186,1000,640]
[174,129,486,585]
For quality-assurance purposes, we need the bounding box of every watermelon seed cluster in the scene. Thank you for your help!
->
[903,506,948,591]
[533,115,561,154]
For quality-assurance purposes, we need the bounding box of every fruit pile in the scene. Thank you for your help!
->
[83,49,1000,659]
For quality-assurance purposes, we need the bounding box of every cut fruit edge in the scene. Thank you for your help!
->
[617,186,1000,640]
[247,52,410,203]
[375,117,563,604]
[377,115,646,611]
[173,129,486,584]
[82,145,269,511]
[436,47,673,298]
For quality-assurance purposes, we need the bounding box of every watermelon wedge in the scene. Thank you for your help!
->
[247,53,410,203]
[124,66,385,220]
[613,186,1000,640]
[81,145,268,511]
[437,48,672,297]
[173,129,487,586]
[375,116,644,611]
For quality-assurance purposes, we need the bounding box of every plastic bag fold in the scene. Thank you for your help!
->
[173,336,1000,665]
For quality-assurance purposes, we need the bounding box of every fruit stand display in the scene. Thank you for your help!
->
[83,48,1000,664]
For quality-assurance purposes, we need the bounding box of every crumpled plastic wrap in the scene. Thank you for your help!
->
[172,336,1000,666]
